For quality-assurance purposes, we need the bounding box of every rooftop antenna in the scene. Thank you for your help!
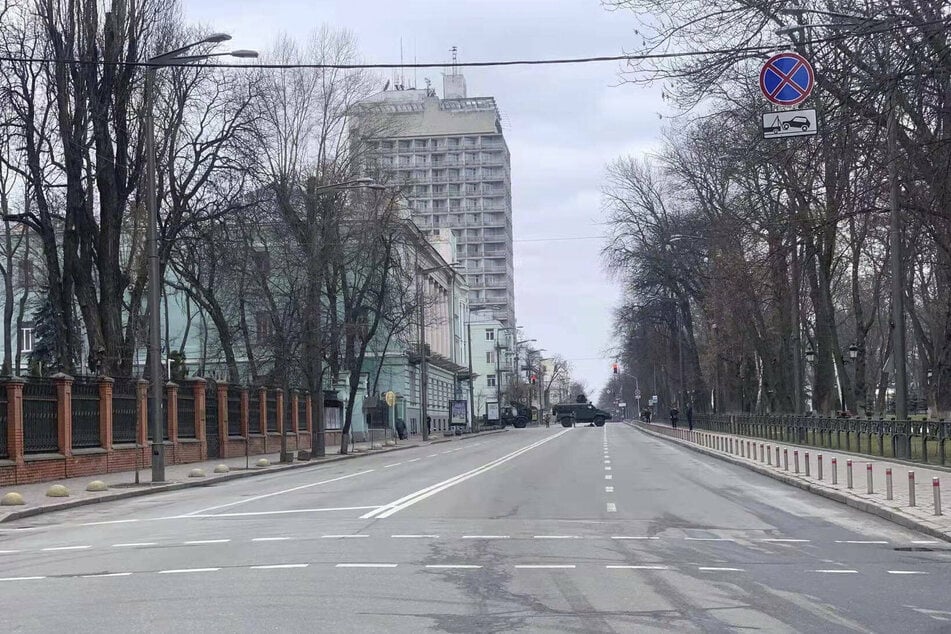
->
[450,45,458,75]
[399,37,404,89]
[413,39,417,89]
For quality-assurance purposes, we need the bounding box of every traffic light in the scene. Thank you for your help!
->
[612,362,619,375]
[530,374,537,385]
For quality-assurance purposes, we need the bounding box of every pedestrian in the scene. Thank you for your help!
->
[669,406,679,428]
[426,416,432,435]
[396,418,407,440]
[686,403,694,431]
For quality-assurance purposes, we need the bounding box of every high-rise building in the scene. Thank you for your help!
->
[354,73,515,327]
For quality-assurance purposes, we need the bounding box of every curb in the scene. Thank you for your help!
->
[632,423,951,545]
[430,428,509,444]
[0,427,511,523]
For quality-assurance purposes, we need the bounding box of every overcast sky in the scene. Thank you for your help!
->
[182,0,665,399]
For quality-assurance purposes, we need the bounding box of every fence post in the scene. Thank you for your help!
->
[53,373,74,457]
[6,378,25,466]
[166,382,179,447]
[767,445,772,465]
[98,376,114,452]
[909,471,916,506]
[192,378,207,457]
[776,446,781,467]
[886,467,893,500]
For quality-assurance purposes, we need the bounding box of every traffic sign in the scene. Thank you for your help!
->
[634,390,642,400]
[762,108,818,139]
[759,52,814,106]
[384,391,397,407]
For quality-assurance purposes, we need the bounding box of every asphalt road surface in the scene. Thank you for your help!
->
[3,424,951,633]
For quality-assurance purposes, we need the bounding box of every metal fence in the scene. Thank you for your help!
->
[23,379,59,453]
[248,390,260,434]
[71,378,101,449]
[266,391,278,432]
[228,390,242,437]
[693,413,951,465]
[297,392,307,431]
[177,386,196,438]
[112,379,138,444]
[146,394,169,441]
[0,382,8,458]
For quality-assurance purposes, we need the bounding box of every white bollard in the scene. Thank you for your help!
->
[866,463,874,494]
[847,459,854,489]
[776,446,781,467]
[794,450,800,474]
[886,467,893,500]
[818,454,824,480]
[934,477,942,516]
[783,448,789,471]
[832,457,838,485]
[767,445,773,465]
[909,471,916,507]
[805,452,811,477]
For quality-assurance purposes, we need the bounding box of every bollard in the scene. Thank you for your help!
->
[747,440,751,458]
[909,471,916,507]
[832,457,838,485]
[886,468,893,500]
[866,463,874,494]
[847,459,853,489]
[767,445,773,465]
[760,443,765,463]
[729,438,734,454]
[776,446,781,467]
[794,450,800,474]
[818,454,824,480]
[783,448,789,471]
[805,452,811,477]
[933,478,942,516]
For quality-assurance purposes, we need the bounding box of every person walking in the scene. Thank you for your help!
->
[669,405,679,429]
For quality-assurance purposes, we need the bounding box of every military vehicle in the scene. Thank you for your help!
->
[551,402,612,427]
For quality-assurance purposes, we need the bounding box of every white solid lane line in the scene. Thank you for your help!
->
[607,565,668,570]
[252,537,292,542]
[184,539,230,545]
[606,503,617,512]
[363,429,571,519]
[515,565,576,569]
[812,569,859,574]
[911,540,939,544]
[251,564,309,569]
[425,565,483,569]
[335,563,398,568]
[158,568,220,574]
[41,545,91,551]
[188,506,381,518]
[0,576,46,582]
[184,469,376,516]
[887,570,928,575]
[113,542,157,548]
[82,572,133,578]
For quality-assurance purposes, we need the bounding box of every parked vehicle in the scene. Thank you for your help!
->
[551,402,612,427]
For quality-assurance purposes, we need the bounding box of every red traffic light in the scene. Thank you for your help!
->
[530,374,537,384]
[612,363,619,374]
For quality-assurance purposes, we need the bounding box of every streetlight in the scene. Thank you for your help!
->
[145,34,258,482]
[775,8,909,431]
[417,261,462,441]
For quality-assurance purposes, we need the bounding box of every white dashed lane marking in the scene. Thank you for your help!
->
[685,537,734,542]
[612,536,659,540]
[383,463,403,468]
[426,564,483,569]
[252,537,291,542]
[0,576,46,582]
[606,503,617,513]
[813,569,859,574]
[81,572,133,578]
[462,535,510,540]
[335,563,398,568]
[607,565,668,570]
[888,570,929,575]
[605,475,613,480]
[760,538,810,543]
[533,535,582,540]
[605,486,614,493]
[836,540,889,545]
[158,568,220,574]
[391,534,439,539]
[699,567,745,572]
[112,542,156,548]
[322,535,368,539]
[41,545,91,552]
[251,564,309,570]
[184,539,230,545]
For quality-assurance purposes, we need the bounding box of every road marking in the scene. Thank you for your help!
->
[604,466,612,471]
[887,570,928,575]
[0,576,46,581]
[605,486,614,493]
[605,475,613,480]
[835,540,888,544]
[533,535,582,540]
[335,563,398,568]
[515,565,576,569]
[0,550,22,554]
[441,450,453,454]
[184,469,376,516]
[812,569,859,574]
[41,545,91,551]
[79,519,140,526]
[383,463,403,468]
[685,537,734,542]
[699,567,744,572]
[391,534,439,539]
[112,542,157,548]
[604,459,611,463]
[760,538,810,543]
[322,534,369,539]
[251,564,309,569]
[427,454,439,458]
[612,536,659,540]
[911,540,939,545]
[607,565,669,570]
[190,506,381,518]
[363,430,572,519]
[184,539,230,545]
[462,535,510,540]
[158,568,220,574]
[252,537,292,542]
[606,503,617,512]
[81,572,133,578]
[425,564,483,569]
[406,458,421,463]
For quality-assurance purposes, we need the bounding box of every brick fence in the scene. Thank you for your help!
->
[0,376,342,486]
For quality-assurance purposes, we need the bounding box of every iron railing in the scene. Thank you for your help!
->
[248,390,260,434]
[177,387,196,438]
[71,378,101,449]
[0,381,8,458]
[692,413,951,465]
[112,379,138,444]
[23,379,58,453]
[228,390,242,437]
[146,394,169,441]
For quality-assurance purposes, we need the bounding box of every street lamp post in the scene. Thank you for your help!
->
[849,343,859,415]
[145,35,257,482]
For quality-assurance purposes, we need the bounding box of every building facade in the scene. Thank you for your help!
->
[354,74,516,328]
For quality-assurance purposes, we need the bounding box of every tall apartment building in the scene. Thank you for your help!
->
[354,73,516,327]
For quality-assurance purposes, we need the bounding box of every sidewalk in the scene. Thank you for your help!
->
[0,429,507,523]
[635,422,951,542]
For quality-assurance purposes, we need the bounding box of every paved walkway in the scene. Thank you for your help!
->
[0,430,506,522]
[637,422,951,541]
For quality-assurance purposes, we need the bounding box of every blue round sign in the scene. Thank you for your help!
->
[759,52,814,106]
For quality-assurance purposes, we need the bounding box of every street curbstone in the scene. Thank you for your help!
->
[46,484,70,498]
[1,492,25,506]
[85,480,108,492]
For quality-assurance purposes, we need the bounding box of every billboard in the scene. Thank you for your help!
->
[450,400,468,426]
[486,401,500,422]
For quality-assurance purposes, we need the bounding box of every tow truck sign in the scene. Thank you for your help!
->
[762,108,817,139]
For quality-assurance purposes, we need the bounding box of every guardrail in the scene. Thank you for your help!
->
[692,413,950,465]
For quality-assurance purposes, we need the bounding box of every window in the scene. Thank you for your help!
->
[487,374,496,387]
[255,312,272,343]
[486,351,495,364]
[485,329,494,341]
[19,324,34,353]
[251,250,270,276]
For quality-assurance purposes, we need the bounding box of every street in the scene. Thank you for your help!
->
[2,424,951,633]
